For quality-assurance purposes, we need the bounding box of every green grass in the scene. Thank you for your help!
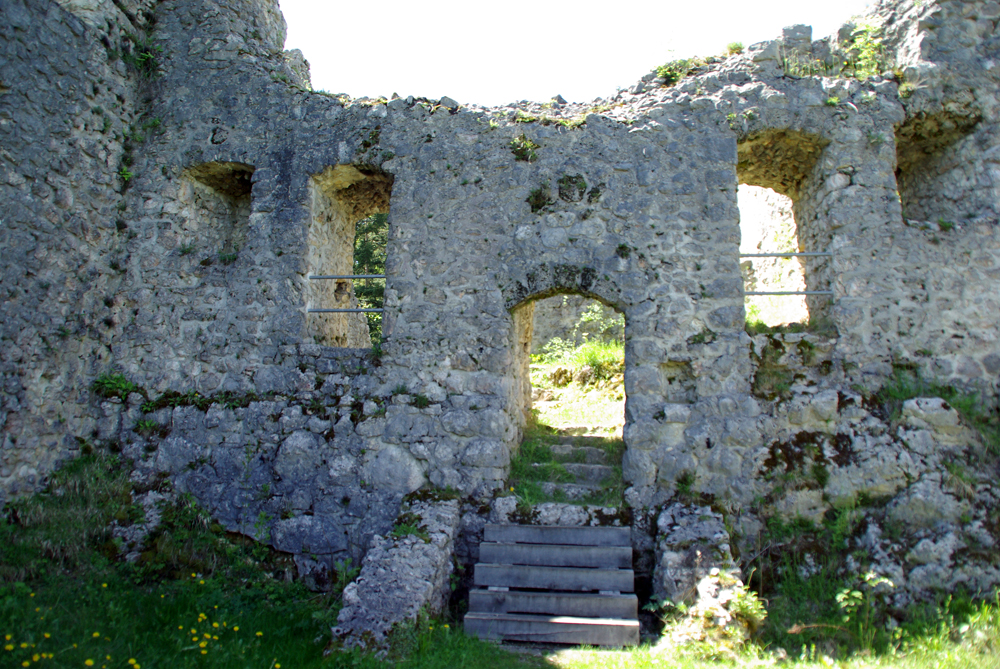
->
[530,338,625,434]
[507,425,625,507]
[875,365,1000,454]
[3,452,1000,668]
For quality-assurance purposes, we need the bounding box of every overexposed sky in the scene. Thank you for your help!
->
[279,0,874,107]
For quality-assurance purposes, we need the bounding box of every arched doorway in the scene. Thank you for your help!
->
[507,292,626,507]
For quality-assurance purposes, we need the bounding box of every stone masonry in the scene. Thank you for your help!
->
[2,0,999,630]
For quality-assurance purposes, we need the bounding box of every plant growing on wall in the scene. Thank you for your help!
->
[510,134,539,162]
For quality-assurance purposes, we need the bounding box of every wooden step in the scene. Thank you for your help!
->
[464,612,639,646]
[469,590,638,618]
[474,563,634,592]
[484,524,630,547]
[479,541,632,569]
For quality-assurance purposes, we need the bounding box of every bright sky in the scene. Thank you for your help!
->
[279,0,874,107]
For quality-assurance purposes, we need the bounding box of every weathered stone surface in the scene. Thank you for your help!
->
[333,499,461,649]
[654,503,737,604]
[2,0,1000,640]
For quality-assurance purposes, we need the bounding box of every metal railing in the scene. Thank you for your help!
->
[741,252,834,296]
[306,274,385,314]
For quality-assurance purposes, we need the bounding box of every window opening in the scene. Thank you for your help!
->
[305,165,392,347]
[738,185,808,327]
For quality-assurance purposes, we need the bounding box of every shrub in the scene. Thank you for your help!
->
[656,59,692,86]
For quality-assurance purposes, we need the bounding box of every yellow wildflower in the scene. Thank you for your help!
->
[92,632,100,638]
[200,650,207,655]
[233,627,239,632]
[43,634,50,639]
[212,623,218,628]
[33,655,40,662]
[85,660,95,667]
[128,660,136,665]
[101,584,107,588]
[21,661,28,668]
[4,644,13,651]
[255,632,263,637]
[199,642,207,648]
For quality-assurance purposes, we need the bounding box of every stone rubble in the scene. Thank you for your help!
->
[333,497,461,650]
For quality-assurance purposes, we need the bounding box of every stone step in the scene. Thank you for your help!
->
[469,590,638,619]
[563,463,615,485]
[528,462,614,486]
[550,444,608,465]
[484,524,631,547]
[474,563,634,592]
[479,541,632,569]
[540,481,603,499]
[464,612,639,646]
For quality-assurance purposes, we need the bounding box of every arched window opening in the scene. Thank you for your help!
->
[306,165,392,347]
[738,185,808,327]
[507,294,626,507]
[737,129,833,329]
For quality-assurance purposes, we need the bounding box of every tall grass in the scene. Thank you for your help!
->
[538,339,624,381]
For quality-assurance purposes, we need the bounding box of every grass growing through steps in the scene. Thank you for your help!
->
[508,424,625,507]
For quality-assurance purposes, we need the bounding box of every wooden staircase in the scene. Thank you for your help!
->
[463,524,639,646]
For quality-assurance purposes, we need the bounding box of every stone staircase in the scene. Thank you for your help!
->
[463,523,639,645]
[536,435,620,502]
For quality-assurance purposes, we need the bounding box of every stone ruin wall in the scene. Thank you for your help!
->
[1,0,1000,593]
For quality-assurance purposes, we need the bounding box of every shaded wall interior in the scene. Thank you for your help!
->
[895,111,984,224]
[181,161,254,259]
[738,129,834,324]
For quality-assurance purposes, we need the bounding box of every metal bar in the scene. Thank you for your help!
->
[739,253,832,258]
[745,291,834,296]
[307,308,384,313]
[308,274,386,280]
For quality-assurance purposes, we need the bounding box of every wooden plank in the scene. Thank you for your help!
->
[464,612,639,646]
[468,589,638,619]
[484,524,630,547]
[474,564,634,592]
[480,542,632,569]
